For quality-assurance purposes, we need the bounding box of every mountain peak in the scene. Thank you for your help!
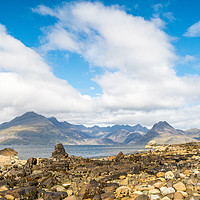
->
[8,111,47,126]
[152,121,173,131]
[20,111,41,118]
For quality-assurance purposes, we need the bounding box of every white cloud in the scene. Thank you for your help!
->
[1,2,200,130]
[34,2,200,111]
[179,55,196,64]
[163,12,175,22]
[184,21,200,37]
[0,24,93,123]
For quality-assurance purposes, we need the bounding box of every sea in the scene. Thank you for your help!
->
[0,144,147,160]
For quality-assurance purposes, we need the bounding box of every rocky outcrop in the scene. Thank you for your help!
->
[52,143,68,159]
[0,148,17,156]
[0,148,26,168]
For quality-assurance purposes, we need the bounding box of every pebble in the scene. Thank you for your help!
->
[165,171,174,180]
[162,187,175,195]
[150,194,160,200]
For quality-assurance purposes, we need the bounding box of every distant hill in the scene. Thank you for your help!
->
[0,112,148,145]
[137,121,198,145]
[0,112,200,145]
[0,112,89,145]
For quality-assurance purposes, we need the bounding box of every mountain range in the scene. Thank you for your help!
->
[0,111,199,145]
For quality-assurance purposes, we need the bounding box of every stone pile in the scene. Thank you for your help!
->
[0,142,200,199]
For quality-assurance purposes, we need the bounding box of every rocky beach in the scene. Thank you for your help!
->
[0,143,199,200]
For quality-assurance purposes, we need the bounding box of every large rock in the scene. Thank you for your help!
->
[115,186,131,198]
[0,148,17,156]
[52,143,68,158]
[5,186,37,199]
[173,182,186,191]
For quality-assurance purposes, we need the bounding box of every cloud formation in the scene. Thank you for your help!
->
[184,21,200,37]
[0,24,92,122]
[34,3,200,109]
[0,2,200,129]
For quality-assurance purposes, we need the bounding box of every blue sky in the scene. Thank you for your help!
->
[0,0,200,129]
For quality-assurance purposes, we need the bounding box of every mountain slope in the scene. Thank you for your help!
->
[138,121,198,144]
[0,112,148,145]
[0,113,199,145]
[0,112,90,145]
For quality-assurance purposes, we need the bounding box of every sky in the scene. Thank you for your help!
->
[0,0,200,129]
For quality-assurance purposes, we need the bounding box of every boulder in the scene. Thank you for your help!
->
[5,186,37,199]
[116,186,131,198]
[52,143,68,158]
[0,148,17,156]
[116,152,124,160]
[173,182,186,191]
[174,192,184,200]
[26,157,37,166]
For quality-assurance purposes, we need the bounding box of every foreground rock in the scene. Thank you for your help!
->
[52,143,68,159]
[0,148,17,156]
[0,142,200,199]
[0,148,26,168]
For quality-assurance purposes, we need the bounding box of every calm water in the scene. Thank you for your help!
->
[0,144,147,160]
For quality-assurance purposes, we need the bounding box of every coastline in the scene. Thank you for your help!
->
[0,144,147,160]
[0,142,199,199]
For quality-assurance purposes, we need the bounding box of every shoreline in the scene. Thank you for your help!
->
[0,144,147,160]
[0,142,199,199]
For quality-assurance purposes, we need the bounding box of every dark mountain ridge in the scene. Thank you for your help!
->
[0,112,199,145]
[0,112,148,145]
